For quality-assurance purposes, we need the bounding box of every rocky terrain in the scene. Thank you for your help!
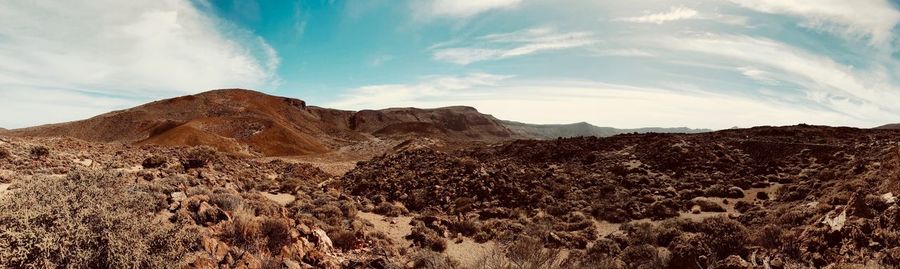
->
[343,125,900,268]
[5,90,900,268]
[501,120,710,139]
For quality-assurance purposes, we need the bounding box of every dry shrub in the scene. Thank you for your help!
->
[566,238,624,269]
[700,216,750,258]
[621,244,669,269]
[668,233,712,269]
[142,155,167,169]
[209,192,244,212]
[223,208,262,251]
[0,170,199,268]
[505,236,566,269]
[260,217,293,253]
[374,201,403,217]
[411,251,457,269]
[330,230,359,251]
[182,146,218,169]
[29,145,49,159]
[408,223,448,252]
[0,147,9,159]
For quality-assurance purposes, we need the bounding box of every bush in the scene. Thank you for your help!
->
[142,155,167,169]
[374,201,402,217]
[181,146,218,169]
[260,217,293,253]
[223,208,262,251]
[29,145,49,158]
[504,236,565,269]
[668,233,712,268]
[0,170,199,268]
[407,223,447,252]
[621,244,668,269]
[410,251,457,269]
[700,216,750,258]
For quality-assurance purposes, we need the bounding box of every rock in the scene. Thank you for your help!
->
[283,259,302,269]
[201,237,230,263]
[197,202,229,225]
[756,191,769,200]
[714,255,750,269]
[769,257,784,269]
[184,256,217,269]
[171,192,187,203]
[725,186,745,198]
[312,228,333,251]
[234,253,261,269]
[822,210,847,232]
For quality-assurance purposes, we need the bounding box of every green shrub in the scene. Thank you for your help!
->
[0,170,199,268]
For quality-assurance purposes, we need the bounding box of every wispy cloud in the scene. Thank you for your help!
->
[615,7,699,24]
[594,49,656,57]
[432,27,597,64]
[728,0,900,45]
[0,0,280,128]
[415,0,522,19]
[660,33,900,121]
[328,73,512,108]
[327,73,863,129]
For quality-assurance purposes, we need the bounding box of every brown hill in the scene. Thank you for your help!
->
[876,123,900,129]
[9,89,521,156]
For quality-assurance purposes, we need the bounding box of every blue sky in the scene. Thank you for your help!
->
[1,0,900,129]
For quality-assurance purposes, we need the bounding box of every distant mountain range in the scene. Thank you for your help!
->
[4,89,717,156]
[501,120,711,139]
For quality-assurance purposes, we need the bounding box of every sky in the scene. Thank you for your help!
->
[1,0,900,129]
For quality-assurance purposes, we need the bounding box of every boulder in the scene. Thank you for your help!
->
[201,237,230,263]
[197,202,230,225]
[312,228,333,251]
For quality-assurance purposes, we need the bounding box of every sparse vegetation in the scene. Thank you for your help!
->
[0,170,199,268]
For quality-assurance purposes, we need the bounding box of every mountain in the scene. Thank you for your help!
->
[9,89,521,156]
[501,120,711,139]
[875,123,900,129]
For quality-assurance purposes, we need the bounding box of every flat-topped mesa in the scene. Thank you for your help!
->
[7,89,521,156]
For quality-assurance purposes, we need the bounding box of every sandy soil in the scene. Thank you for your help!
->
[358,211,498,268]
[262,192,296,206]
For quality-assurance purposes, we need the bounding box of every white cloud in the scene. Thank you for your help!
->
[417,0,522,19]
[327,73,865,129]
[594,49,655,57]
[737,66,778,84]
[660,33,900,122]
[615,7,699,24]
[433,27,597,64]
[728,0,900,44]
[0,0,280,128]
